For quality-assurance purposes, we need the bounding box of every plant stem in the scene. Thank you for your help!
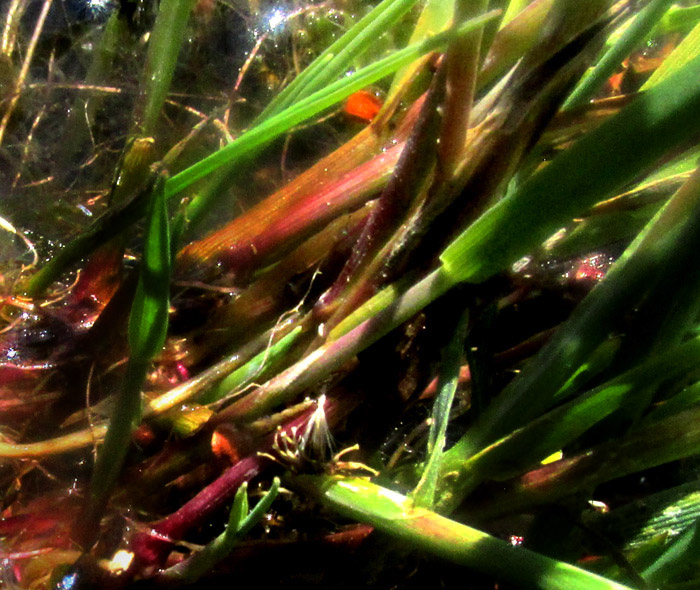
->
[215,269,453,422]
[156,478,281,585]
[131,396,353,568]
[436,163,700,509]
[295,475,635,590]
[437,0,487,181]
[413,306,470,508]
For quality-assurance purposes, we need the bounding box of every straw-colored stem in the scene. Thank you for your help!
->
[0,0,52,146]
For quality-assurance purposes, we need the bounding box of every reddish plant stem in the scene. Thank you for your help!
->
[129,455,264,569]
[436,0,485,183]
[216,270,453,424]
[313,66,446,329]
[184,204,371,365]
[175,143,402,284]
[174,97,427,284]
[129,395,353,571]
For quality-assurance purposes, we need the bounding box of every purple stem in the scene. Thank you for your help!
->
[129,395,352,571]
[130,455,264,568]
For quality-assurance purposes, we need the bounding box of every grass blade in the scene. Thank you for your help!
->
[84,174,171,539]
[158,478,281,584]
[440,51,700,284]
[563,0,676,110]
[642,17,700,90]
[438,334,700,505]
[259,0,419,119]
[436,164,700,510]
[413,308,469,508]
[136,0,197,136]
[296,475,635,590]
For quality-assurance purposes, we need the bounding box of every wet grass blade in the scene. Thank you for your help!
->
[176,140,401,281]
[440,51,700,284]
[412,308,470,509]
[128,176,172,363]
[85,173,171,535]
[384,0,454,103]
[135,0,197,136]
[501,0,531,27]
[473,404,700,521]
[295,475,635,590]
[259,0,419,120]
[436,164,700,509]
[312,67,445,330]
[563,0,675,110]
[642,17,700,89]
[198,327,303,405]
[653,3,700,36]
[641,519,700,587]
[478,0,556,90]
[436,333,700,508]
[438,0,488,180]
[122,172,172,442]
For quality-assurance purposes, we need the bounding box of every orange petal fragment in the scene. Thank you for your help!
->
[345,90,383,122]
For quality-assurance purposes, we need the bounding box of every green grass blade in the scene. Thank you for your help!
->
[136,0,197,136]
[642,18,700,90]
[86,174,172,533]
[501,0,531,27]
[652,3,700,37]
[434,163,700,510]
[591,480,700,552]
[478,0,555,91]
[296,475,635,590]
[643,379,700,424]
[413,308,470,509]
[229,481,250,529]
[86,357,150,534]
[474,405,700,520]
[436,334,700,506]
[384,0,453,102]
[128,174,172,361]
[232,476,280,537]
[563,0,676,110]
[159,478,281,584]
[259,0,419,120]
[440,51,700,284]
[198,326,303,405]
[641,522,700,587]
